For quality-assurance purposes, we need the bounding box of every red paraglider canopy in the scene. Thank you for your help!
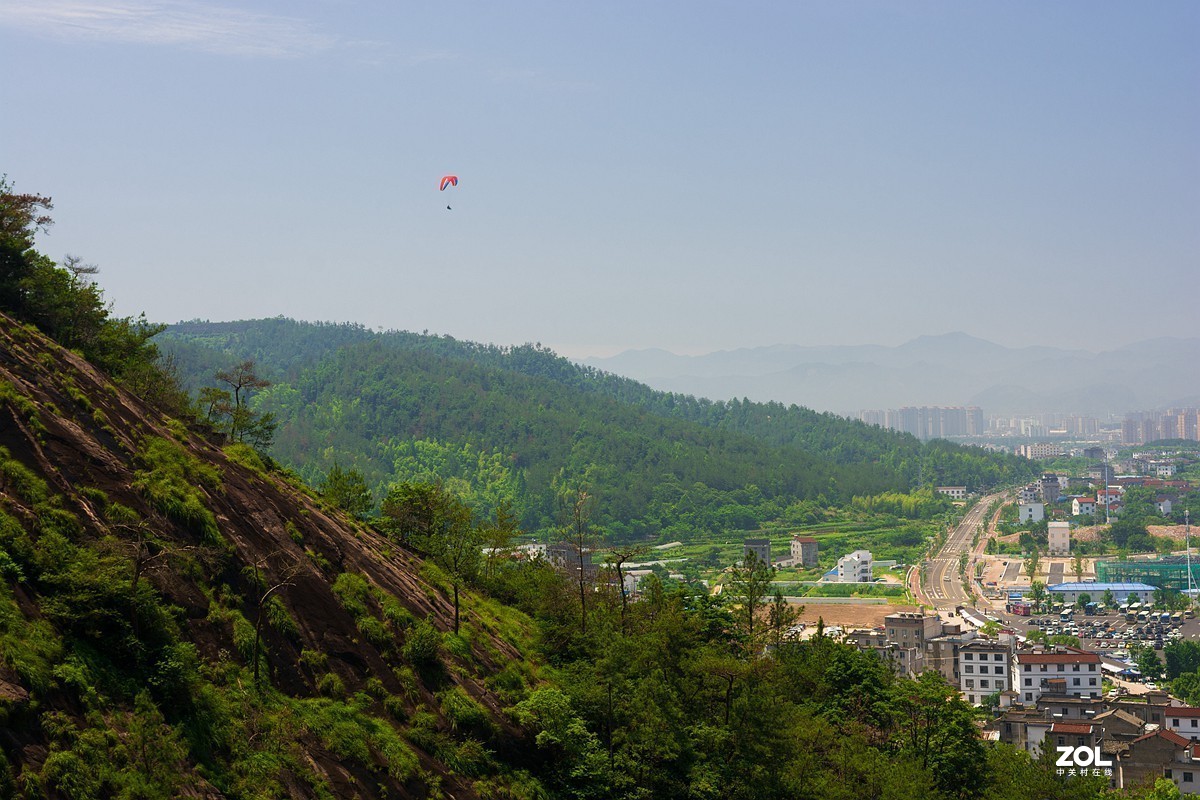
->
[439,175,458,191]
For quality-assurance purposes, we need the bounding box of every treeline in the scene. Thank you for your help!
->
[0,179,186,412]
[158,320,1036,539]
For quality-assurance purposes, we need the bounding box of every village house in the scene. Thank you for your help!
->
[835,549,872,582]
[1013,646,1102,705]
[1072,497,1097,516]
[790,535,818,568]
[959,639,1012,705]
[1048,521,1071,556]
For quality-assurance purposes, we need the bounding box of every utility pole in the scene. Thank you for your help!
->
[1104,449,1112,525]
[1187,510,1195,596]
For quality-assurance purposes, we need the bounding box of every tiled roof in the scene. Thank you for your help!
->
[1094,709,1145,727]
[1165,706,1200,718]
[1017,650,1102,664]
[1050,723,1095,735]
[1133,730,1191,748]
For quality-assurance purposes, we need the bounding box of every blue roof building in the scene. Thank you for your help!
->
[1045,582,1158,603]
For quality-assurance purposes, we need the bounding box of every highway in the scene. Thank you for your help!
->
[921,492,1005,610]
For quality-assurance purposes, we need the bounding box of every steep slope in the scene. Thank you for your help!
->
[0,312,536,798]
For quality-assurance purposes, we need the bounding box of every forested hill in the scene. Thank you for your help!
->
[160,319,1035,538]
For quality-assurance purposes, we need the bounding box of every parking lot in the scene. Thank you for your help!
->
[1023,609,1196,656]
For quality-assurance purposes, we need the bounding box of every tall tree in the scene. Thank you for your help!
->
[1024,548,1040,585]
[0,177,53,314]
[320,463,374,519]
[212,360,277,447]
[766,589,801,648]
[482,499,521,581]
[380,481,480,633]
[246,550,301,689]
[563,489,596,636]
[728,549,774,653]
[1028,581,1047,612]
[435,498,481,635]
[889,670,987,797]
[605,543,648,631]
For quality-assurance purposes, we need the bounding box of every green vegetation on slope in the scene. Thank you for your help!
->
[159,319,1036,540]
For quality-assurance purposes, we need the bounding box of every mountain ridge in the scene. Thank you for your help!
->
[580,332,1200,415]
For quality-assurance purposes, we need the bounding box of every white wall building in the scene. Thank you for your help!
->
[938,486,967,500]
[960,640,1012,706]
[1072,498,1096,517]
[1048,521,1071,556]
[1019,502,1045,523]
[836,550,873,583]
[1013,647,1102,705]
[1165,707,1200,742]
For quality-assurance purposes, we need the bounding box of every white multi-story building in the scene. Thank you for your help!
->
[960,639,1012,706]
[1048,521,1071,556]
[1019,502,1044,523]
[836,550,873,583]
[1015,443,1065,460]
[1072,498,1096,517]
[938,486,967,500]
[1165,707,1200,743]
[1013,647,1102,705]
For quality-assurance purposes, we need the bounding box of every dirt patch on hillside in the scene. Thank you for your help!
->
[1004,524,1193,545]
[792,602,920,629]
[1149,525,1198,542]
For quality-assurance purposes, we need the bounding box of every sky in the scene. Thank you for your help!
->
[2,1,1197,359]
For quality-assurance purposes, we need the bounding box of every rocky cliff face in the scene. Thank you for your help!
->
[0,312,530,798]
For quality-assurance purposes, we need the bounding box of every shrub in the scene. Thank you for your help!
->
[436,686,490,735]
[331,573,371,619]
[402,620,443,667]
[316,672,346,699]
[132,438,221,544]
[0,446,49,505]
[223,442,267,476]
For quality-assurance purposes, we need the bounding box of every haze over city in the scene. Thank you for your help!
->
[2,2,1196,360]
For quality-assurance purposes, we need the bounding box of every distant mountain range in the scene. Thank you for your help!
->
[580,333,1200,417]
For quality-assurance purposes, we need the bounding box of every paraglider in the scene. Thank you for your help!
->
[440,175,458,209]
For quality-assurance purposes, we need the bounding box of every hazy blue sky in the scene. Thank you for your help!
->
[3,2,1196,358]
